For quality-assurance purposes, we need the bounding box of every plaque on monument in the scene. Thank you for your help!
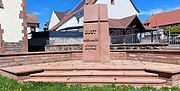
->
[83,4,110,62]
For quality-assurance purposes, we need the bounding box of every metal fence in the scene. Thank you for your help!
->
[110,32,162,44]
[169,34,180,47]
[32,31,179,47]
[110,31,180,47]
[111,34,140,44]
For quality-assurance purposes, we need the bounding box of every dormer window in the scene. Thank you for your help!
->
[0,0,3,8]
[111,0,115,5]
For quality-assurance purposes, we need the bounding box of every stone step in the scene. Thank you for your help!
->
[30,71,158,78]
[0,67,44,75]
[45,66,145,71]
[24,77,166,86]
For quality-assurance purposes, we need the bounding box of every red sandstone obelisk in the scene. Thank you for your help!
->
[83,4,110,62]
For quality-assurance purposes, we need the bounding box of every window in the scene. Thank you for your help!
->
[111,0,115,5]
[0,0,3,8]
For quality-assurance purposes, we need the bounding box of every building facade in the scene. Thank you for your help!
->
[0,0,28,53]
[27,13,40,39]
[144,9,180,29]
[50,0,139,31]
[48,11,70,30]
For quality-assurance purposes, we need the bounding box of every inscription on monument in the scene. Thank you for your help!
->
[83,4,110,62]
[84,29,98,50]
[84,45,97,50]
[85,30,97,35]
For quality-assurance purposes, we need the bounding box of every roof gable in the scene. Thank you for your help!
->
[54,11,66,21]
[27,13,39,24]
[50,0,98,31]
[109,15,146,31]
[130,0,139,13]
[109,15,137,29]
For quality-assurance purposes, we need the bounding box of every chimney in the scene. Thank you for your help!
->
[65,10,70,16]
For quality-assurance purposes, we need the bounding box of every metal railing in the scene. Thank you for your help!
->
[111,34,140,44]
[31,31,179,48]
[110,33,162,44]
[169,34,180,47]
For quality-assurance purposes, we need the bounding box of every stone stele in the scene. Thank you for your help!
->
[83,4,110,62]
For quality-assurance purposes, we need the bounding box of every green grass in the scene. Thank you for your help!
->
[0,76,180,91]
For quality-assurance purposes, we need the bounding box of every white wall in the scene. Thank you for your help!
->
[57,16,84,31]
[0,0,24,42]
[95,0,139,19]
[49,11,61,30]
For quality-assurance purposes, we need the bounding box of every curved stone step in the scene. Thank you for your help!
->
[30,71,158,78]
[24,77,166,86]
[45,66,144,71]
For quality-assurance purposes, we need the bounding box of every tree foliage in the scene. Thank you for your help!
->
[164,26,180,34]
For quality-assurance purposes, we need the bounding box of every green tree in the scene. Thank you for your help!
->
[164,26,180,34]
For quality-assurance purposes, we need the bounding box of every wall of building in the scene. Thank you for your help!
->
[49,11,61,30]
[57,15,84,31]
[56,0,138,31]
[95,0,139,19]
[0,0,28,53]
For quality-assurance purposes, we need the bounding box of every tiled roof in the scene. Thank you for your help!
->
[109,15,137,29]
[27,13,39,24]
[109,15,155,31]
[144,9,180,27]
[54,11,66,21]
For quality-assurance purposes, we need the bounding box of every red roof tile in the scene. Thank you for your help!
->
[109,15,137,29]
[54,11,66,21]
[27,13,39,24]
[144,9,180,27]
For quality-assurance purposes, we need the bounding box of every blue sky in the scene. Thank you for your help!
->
[26,0,180,30]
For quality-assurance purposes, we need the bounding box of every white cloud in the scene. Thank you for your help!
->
[140,6,180,15]
[32,12,42,15]
[32,7,50,15]
[44,8,50,11]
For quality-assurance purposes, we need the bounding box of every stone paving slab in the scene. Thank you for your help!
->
[0,66,43,74]
[2,60,180,86]
[1,60,180,75]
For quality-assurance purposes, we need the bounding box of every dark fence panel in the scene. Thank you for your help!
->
[49,31,83,38]
[31,31,83,38]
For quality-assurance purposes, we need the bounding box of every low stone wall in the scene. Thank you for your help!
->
[122,50,180,64]
[48,38,83,45]
[45,45,80,51]
[3,42,23,53]
[0,50,179,67]
[0,51,82,67]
